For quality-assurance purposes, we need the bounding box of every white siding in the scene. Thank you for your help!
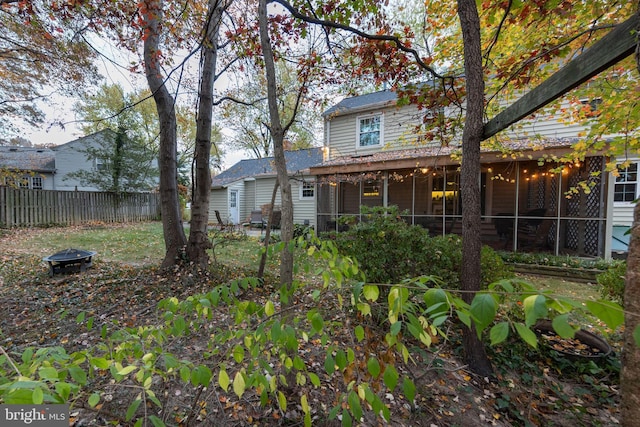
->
[292,178,317,227]
[242,179,256,220]
[612,156,640,227]
[327,104,424,159]
[209,187,229,223]
[53,139,99,191]
[255,177,280,208]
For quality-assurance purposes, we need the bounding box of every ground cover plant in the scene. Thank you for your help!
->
[0,222,624,426]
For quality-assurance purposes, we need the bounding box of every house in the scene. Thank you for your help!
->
[210,148,323,227]
[311,89,631,259]
[52,129,159,192]
[0,146,56,189]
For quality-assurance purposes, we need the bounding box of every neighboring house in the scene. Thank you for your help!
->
[311,89,630,259]
[210,148,323,227]
[0,146,56,190]
[52,129,159,192]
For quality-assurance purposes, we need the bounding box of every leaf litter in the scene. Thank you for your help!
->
[0,224,621,426]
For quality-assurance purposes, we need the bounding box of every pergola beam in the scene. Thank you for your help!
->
[483,14,639,140]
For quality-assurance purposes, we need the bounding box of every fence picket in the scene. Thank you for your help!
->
[0,188,161,227]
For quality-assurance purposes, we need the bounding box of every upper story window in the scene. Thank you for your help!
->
[357,114,383,148]
[95,158,107,172]
[614,163,638,203]
[300,181,315,200]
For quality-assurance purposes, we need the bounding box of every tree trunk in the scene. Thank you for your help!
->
[258,0,294,287]
[622,203,640,426]
[142,0,187,268]
[187,0,225,267]
[621,15,640,424]
[456,0,494,378]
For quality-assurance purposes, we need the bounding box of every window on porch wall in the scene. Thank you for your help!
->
[614,163,637,202]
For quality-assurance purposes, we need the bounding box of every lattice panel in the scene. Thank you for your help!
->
[585,220,599,256]
[537,176,546,208]
[565,170,580,249]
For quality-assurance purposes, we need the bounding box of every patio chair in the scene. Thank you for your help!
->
[214,210,228,230]
[250,210,265,228]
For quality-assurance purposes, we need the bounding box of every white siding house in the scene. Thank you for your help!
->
[52,129,159,192]
[0,146,56,190]
[210,148,323,228]
[313,89,630,259]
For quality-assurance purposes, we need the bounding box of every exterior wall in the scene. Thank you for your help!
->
[326,103,426,160]
[242,179,256,222]
[53,139,104,191]
[208,187,229,223]
[506,102,589,140]
[611,156,640,227]
[292,178,317,227]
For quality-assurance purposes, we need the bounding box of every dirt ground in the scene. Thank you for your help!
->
[0,227,621,426]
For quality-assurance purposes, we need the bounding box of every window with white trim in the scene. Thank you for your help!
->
[95,158,107,172]
[32,176,43,190]
[18,176,29,188]
[357,114,383,148]
[614,163,638,202]
[300,181,315,200]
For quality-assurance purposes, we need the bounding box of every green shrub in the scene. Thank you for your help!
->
[597,261,626,305]
[329,206,513,288]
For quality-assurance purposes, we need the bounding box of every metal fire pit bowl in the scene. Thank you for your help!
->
[43,248,97,277]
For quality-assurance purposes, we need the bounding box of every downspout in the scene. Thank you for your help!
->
[513,162,520,252]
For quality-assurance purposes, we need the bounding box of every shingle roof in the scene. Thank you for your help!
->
[323,90,398,117]
[212,147,324,188]
[0,146,56,172]
[312,138,580,171]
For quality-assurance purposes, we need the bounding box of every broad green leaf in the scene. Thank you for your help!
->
[634,325,640,347]
[523,294,547,327]
[69,366,87,385]
[117,365,138,376]
[348,391,362,421]
[126,398,142,421]
[335,350,347,371]
[277,391,287,412]
[32,387,44,404]
[551,314,576,339]
[383,365,399,391]
[354,325,365,342]
[324,354,335,375]
[55,382,72,401]
[363,285,379,302]
[232,345,245,364]
[191,365,212,387]
[308,372,321,387]
[311,313,324,333]
[367,357,381,378]
[149,415,165,427]
[423,288,450,315]
[585,300,624,330]
[265,300,275,317]
[233,371,245,398]
[39,366,59,380]
[489,321,510,346]
[301,394,310,413]
[342,408,353,427]
[88,392,100,407]
[514,323,538,348]
[390,321,402,336]
[218,369,230,392]
[402,377,416,403]
[90,357,110,370]
[470,293,498,334]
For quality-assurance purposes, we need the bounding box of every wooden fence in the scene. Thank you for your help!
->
[0,187,161,227]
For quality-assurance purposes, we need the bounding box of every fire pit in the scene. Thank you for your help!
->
[43,248,96,277]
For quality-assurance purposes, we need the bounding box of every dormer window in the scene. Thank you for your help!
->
[357,113,383,148]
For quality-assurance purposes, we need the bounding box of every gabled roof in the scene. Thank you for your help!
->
[0,146,56,173]
[323,90,398,118]
[212,147,323,188]
[52,129,116,150]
